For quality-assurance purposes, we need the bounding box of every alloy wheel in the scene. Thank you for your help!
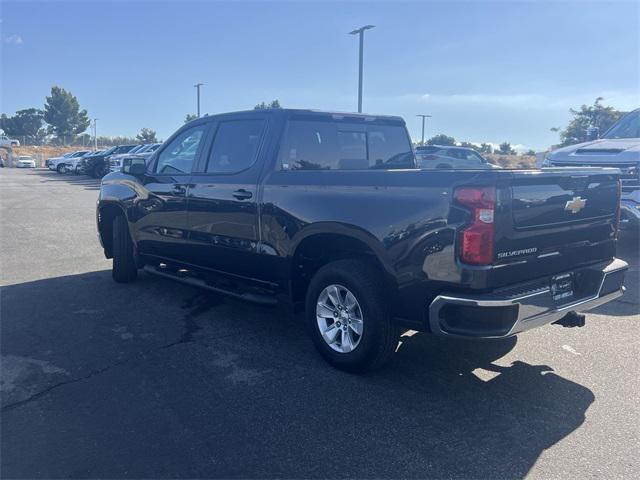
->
[316,284,364,353]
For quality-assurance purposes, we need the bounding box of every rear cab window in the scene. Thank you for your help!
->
[279,116,414,170]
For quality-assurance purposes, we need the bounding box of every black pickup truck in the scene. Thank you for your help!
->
[97,109,627,371]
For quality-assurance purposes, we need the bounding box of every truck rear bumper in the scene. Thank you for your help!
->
[428,258,627,339]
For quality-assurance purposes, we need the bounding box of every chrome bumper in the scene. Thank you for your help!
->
[428,258,628,339]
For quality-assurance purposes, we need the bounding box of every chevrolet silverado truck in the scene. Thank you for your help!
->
[97,109,627,371]
[544,108,640,233]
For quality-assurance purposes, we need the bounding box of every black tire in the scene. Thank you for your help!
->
[90,164,102,178]
[56,164,66,174]
[112,215,138,283]
[305,259,399,373]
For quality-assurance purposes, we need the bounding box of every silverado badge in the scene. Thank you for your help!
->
[564,196,587,214]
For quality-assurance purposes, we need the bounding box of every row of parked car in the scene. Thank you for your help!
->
[46,143,161,177]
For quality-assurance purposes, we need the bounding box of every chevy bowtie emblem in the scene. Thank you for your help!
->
[565,196,587,214]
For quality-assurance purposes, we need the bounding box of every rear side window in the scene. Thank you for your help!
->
[337,131,367,169]
[279,120,413,170]
[368,125,414,168]
[155,125,206,174]
[206,120,265,173]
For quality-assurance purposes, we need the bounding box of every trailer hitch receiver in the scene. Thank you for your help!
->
[553,311,586,328]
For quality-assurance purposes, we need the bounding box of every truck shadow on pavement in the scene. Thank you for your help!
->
[31,168,101,190]
[1,269,595,479]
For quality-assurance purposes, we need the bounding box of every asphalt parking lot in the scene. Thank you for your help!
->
[1,167,638,479]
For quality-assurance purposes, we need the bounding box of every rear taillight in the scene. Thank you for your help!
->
[455,186,496,265]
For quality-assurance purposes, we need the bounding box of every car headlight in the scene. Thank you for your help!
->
[541,155,553,168]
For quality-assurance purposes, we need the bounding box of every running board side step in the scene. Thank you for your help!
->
[143,265,277,306]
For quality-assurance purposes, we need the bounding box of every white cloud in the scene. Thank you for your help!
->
[373,91,639,112]
[418,91,640,111]
[4,34,23,45]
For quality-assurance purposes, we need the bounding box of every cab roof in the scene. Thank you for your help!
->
[194,108,405,124]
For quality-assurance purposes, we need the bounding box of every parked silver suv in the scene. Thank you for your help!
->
[415,145,499,169]
[544,108,640,232]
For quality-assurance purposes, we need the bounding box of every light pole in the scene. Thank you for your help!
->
[194,83,204,117]
[92,118,98,150]
[416,114,432,145]
[349,25,375,113]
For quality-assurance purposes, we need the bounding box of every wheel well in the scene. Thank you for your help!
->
[290,233,392,307]
[98,204,125,258]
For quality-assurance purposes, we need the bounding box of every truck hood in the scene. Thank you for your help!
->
[548,138,640,163]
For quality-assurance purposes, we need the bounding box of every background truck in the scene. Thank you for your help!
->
[97,109,627,371]
[544,108,640,233]
[0,134,20,147]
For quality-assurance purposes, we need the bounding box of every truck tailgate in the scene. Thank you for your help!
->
[491,168,619,282]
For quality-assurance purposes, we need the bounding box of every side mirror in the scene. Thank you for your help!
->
[586,126,600,141]
[123,157,146,176]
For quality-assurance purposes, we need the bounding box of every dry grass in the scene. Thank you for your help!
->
[486,154,536,169]
[4,146,88,167]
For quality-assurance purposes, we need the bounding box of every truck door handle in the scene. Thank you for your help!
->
[232,189,253,200]
[172,185,187,196]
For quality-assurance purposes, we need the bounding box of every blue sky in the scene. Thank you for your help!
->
[2,0,638,150]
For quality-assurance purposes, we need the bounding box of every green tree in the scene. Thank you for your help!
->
[479,143,493,154]
[76,133,93,146]
[551,97,625,147]
[136,128,158,143]
[459,141,480,151]
[525,149,536,156]
[498,142,516,155]
[43,86,90,142]
[426,134,456,146]
[184,113,198,123]
[254,99,282,110]
[0,108,46,144]
[96,135,137,146]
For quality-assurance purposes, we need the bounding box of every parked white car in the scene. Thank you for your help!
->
[0,135,20,147]
[46,152,74,169]
[415,145,500,169]
[15,155,36,168]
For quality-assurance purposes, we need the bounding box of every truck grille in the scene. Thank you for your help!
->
[550,161,639,192]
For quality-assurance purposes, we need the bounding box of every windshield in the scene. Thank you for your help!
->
[114,145,136,154]
[128,145,144,154]
[604,110,640,139]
